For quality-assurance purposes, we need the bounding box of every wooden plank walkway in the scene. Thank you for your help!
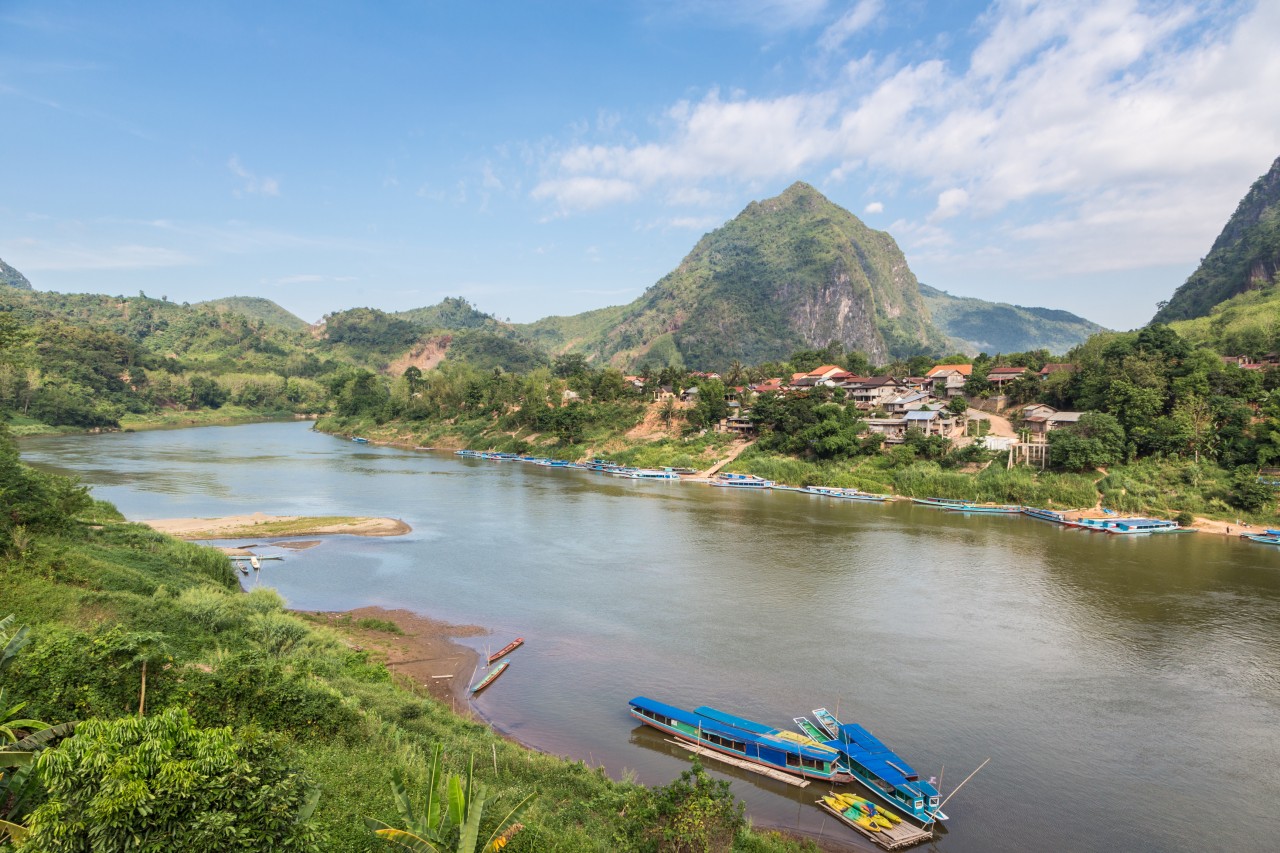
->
[663,738,810,787]
[817,801,933,850]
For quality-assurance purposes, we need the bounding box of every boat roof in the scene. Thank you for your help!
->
[827,722,938,796]
[694,706,839,754]
[629,697,837,760]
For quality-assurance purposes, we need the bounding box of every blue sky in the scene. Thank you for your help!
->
[2,0,1278,332]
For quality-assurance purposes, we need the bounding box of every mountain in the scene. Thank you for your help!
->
[197,296,310,331]
[1152,156,1280,324]
[519,182,945,369]
[394,296,499,331]
[920,284,1107,355]
[0,258,32,290]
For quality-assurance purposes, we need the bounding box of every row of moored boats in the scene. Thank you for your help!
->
[913,497,1189,534]
[629,696,950,836]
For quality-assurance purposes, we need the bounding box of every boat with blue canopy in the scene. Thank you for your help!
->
[628,697,853,784]
[807,708,945,826]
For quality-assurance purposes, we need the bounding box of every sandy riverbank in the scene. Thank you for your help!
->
[139,512,411,539]
[309,606,487,713]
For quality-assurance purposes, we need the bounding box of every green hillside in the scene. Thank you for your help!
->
[521,182,946,370]
[1168,280,1280,354]
[1152,155,1280,323]
[920,284,1107,355]
[394,296,498,331]
[0,257,32,290]
[198,296,310,331]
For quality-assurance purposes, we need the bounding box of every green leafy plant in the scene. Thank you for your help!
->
[366,743,534,853]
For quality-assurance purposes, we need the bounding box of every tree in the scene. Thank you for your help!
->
[1227,467,1272,513]
[20,707,321,852]
[552,353,588,379]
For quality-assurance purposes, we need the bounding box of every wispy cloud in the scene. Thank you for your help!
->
[228,156,280,197]
[532,0,1280,277]
[266,274,358,286]
[864,201,883,214]
[6,241,195,271]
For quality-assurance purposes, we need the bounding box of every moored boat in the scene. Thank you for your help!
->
[710,473,773,488]
[487,637,524,665]
[911,496,974,508]
[809,708,944,826]
[1022,506,1068,524]
[1245,533,1280,545]
[618,469,681,480]
[944,503,1021,514]
[351,436,369,444]
[470,660,509,694]
[628,697,853,783]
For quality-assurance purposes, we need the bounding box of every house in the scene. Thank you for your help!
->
[624,375,646,391]
[689,371,722,381]
[716,414,756,437]
[653,385,676,402]
[986,366,1030,391]
[561,389,580,402]
[750,378,785,394]
[845,376,910,409]
[680,386,700,403]
[1020,404,1084,437]
[791,365,855,387]
[885,390,933,413]
[1038,363,1076,378]
[925,364,973,398]
[904,408,955,437]
[864,417,910,443]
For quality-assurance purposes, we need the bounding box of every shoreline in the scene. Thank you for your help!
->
[139,512,411,539]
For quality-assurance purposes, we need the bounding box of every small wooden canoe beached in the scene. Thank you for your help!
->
[471,660,509,694]
[488,637,524,665]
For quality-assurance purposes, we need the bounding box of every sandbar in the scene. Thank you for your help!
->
[138,512,411,540]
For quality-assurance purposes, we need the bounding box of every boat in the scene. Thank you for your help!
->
[351,436,369,444]
[249,556,261,571]
[1021,506,1069,524]
[1069,516,1184,534]
[487,637,524,664]
[794,716,828,741]
[944,503,1022,514]
[710,473,773,488]
[800,485,891,503]
[817,794,933,850]
[809,708,944,826]
[628,697,853,784]
[470,660,509,694]
[911,497,974,508]
[1245,534,1280,545]
[618,469,681,481]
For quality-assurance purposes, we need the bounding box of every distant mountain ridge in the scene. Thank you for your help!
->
[920,284,1107,355]
[1152,155,1280,323]
[0,258,32,290]
[197,296,310,331]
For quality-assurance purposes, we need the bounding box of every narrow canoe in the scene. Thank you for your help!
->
[488,637,524,665]
[471,661,510,694]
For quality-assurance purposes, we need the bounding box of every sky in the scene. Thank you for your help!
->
[2,0,1279,332]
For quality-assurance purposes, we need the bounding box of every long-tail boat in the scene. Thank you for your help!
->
[808,708,944,826]
[487,637,524,665]
[470,661,509,695]
[628,697,852,784]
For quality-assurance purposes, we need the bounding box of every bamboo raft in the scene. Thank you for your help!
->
[663,738,810,787]
[816,800,933,850]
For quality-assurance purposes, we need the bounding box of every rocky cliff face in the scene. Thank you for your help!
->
[1153,156,1280,324]
[0,258,32,290]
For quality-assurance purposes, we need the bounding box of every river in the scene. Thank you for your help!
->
[20,421,1280,852]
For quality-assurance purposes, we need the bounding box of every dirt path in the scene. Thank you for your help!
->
[967,409,1017,437]
[700,439,755,477]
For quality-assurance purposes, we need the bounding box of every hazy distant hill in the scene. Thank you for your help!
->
[920,284,1107,355]
[197,296,309,331]
[1152,156,1280,324]
[0,258,32,290]
[394,296,498,332]
[520,182,945,369]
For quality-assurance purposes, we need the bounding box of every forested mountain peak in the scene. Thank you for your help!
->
[0,257,32,290]
[1152,155,1280,323]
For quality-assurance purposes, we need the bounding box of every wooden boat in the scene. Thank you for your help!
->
[809,708,945,826]
[1245,533,1280,545]
[943,503,1022,514]
[628,697,853,784]
[470,660,509,694]
[351,436,370,444]
[249,556,261,571]
[1021,506,1068,524]
[1069,516,1184,534]
[911,497,974,508]
[794,716,828,741]
[618,469,680,480]
[487,637,524,665]
[799,486,890,502]
[710,473,773,488]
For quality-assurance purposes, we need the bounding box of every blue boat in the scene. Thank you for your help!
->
[1245,534,1280,545]
[351,436,369,444]
[911,496,974,508]
[1022,506,1068,524]
[809,708,945,826]
[710,473,773,488]
[944,503,1022,514]
[628,697,853,784]
[800,485,891,502]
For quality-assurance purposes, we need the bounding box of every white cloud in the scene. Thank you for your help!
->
[268,274,358,286]
[228,156,280,197]
[930,188,969,222]
[533,0,1280,280]
[864,201,883,214]
[818,0,882,54]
